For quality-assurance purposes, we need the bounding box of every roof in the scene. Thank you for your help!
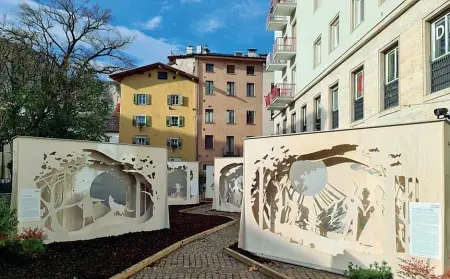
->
[109,62,199,82]
[167,52,267,62]
[105,112,119,133]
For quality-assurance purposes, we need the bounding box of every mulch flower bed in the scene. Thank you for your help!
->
[228,242,271,264]
[0,204,231,279]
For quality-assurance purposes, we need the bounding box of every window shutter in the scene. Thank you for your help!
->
[132,116,137,127]
[133,94,138,105]
[179,116,185,127]
[166,116,171,127]
[145,138,150,145]
[178,138,183,149]
[132,137,137,144]
[178,95,184,105]
[146,116,151,127]
[167,138,171,147]
[146,94,151,105]
[167,95,172,105]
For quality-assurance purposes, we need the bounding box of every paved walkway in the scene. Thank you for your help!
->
[132,205,345,279]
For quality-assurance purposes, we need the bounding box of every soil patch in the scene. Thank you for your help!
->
[228,242,271,264]
[0,204,231,279]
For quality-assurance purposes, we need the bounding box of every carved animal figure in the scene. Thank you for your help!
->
[109,195,134,216]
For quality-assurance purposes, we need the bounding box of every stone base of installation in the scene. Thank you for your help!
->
[167,162,199,205]
[212,157,244,213]
[238,120,450,278]
[11,137,169,243]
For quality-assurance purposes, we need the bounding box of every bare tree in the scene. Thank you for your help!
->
[0,0,135,74]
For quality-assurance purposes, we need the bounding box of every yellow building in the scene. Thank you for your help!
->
[109,63,199,162]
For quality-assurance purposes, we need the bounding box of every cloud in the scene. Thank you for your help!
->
[231,0,266,18]
[141,16,162,30]
[180,0,201,2]
[160,0,172,13]
[194,17,224,34]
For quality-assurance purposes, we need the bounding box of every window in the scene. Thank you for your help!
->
[205,81,214,95]
[167,137,182,149]
[313,0,321,12]
[227,65,235,74]
[226,136,235,153]
[246,83,255,97]
[282,118,287,134]
[133,115,151,127]
[226,110,235,124]
[276,123,280,135]
[206,64,214,72]
[134,94,150,105]
[331,85,339,129]
[205,135,214,149]
[301,105,307,132]
[246,111,255,124]
[353,68,364,121]
[133,136,149,145]
[227,82,236,96]
[431,12,450,93]
[166,115,185,127]
[314,96,321,131]
[205,109,214,123]
[167,94,183,106]
[158,71,168,80]
[169,157,182,162]
[330,17,339,51]
[291,112,297,133]
[314,37,322,67]
[247,66,255,75]
[352,0,365,29]
[384,46,399,109]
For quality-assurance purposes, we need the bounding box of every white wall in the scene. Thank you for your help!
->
[105,133,119,144]
[170,57,196,75]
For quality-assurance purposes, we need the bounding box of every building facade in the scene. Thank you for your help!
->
[109,63,198,162]
[266,0,450,134]
[168,47,266,170]
[263,70,274,135]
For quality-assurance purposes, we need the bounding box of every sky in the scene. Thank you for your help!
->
[0,0,273,66]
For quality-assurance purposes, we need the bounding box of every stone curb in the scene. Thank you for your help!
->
[110,216,237,279]
[223,248,291,279]
[178,203,212,213]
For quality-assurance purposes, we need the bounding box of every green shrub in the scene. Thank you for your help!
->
[345,261,393,279]
[20,238,46,257]
[0,197,18,241]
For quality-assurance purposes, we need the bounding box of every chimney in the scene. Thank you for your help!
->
[186,46,194,54]
[204,44,210,54]
[196,45,202,54]
[248,48,258,57]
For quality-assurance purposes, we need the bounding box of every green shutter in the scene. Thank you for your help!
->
[178,138,183,149]
[133,94,138,104]
[146,116,151,127]
[132,137,137,144]
[146,94,151,105]
[145,137,150,145]
[179,116,185,127]
[167,95,172,105]
[132,116,137,127]
[167,138,171,147]
[166,116,171,127]
[178,95,184,105]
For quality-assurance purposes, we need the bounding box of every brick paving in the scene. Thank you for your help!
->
[131,204,346,279]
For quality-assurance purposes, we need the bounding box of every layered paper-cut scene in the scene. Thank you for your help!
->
[205,165,214,199]
[167,162,199,205]
[11,137,169,243]
[239,121,448,276]
[212,158,244,212]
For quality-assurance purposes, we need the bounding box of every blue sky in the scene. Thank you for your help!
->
[0,0,273,66]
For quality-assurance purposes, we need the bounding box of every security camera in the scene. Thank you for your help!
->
[434,108,450,119]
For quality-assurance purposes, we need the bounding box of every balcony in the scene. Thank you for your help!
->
[222,147,241,157]
[265,83,296,110]
[266,52,287,71]
[270,0,297,16]
[266,11,288,31]
[273,37,296,61]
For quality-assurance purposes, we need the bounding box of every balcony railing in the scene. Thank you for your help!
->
[269,0,297,16]
[265,52,287,71]
[266,11,287,31]
[273,37,296,60]
[265,83,296,109]
[222,147,241,157]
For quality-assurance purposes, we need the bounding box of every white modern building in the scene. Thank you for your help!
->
[265,0,450,133]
